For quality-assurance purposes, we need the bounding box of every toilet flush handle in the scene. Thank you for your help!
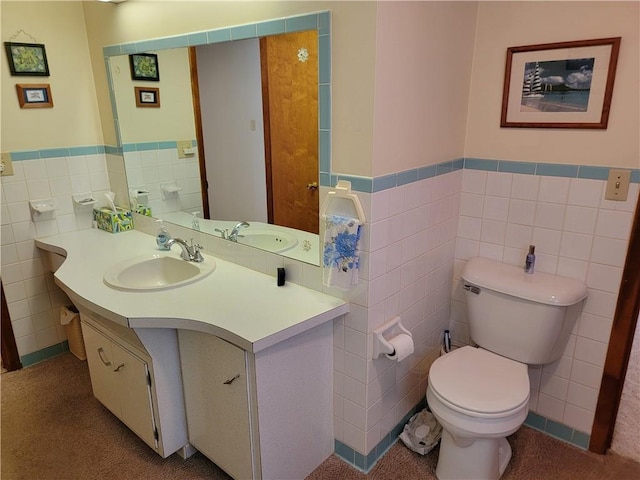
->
[463,284,481,295]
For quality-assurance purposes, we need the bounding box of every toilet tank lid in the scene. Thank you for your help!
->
[461,257,588,306]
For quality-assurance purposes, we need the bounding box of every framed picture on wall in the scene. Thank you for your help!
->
[500,37,621,129]
[135,86,160,107]
[16,84,53,108]
[4,42,50,76]
[129,53,160,81]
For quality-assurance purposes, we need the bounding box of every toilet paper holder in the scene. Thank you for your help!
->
[373,316,412,359]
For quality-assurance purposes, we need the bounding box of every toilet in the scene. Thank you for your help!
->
[427,256,587,480]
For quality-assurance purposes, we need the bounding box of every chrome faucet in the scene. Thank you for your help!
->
[228,221,250,242]
[166,237,204,262]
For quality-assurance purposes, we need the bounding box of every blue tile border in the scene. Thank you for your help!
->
[6,147,639,197]
[335,399,426,473]
[20,341,70,367]
[335,402,591,473]
[523,411,590,450]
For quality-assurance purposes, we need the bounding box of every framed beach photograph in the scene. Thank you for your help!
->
[135,86,160,107]
[500,37,621,129]
[4,42,50,76]
[129,53,160,81]
[16,84,53,108]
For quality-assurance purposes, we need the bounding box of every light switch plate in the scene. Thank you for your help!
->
[177,140,193,159]
[1,152,14,176]
[605,169,631,201]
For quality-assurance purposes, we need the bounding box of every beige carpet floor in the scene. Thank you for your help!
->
[2,353,639,480]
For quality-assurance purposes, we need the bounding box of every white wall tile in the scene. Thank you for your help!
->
[22,160,47,181]
[574,337,608,367]
[568,178,603,208]
[563,403,595,433]
[563,205,598,234]
[586,263,622,294]
[461,169,487,194]
[511,174,539,201]
[485,172,512,197]
[537,392,565,421]
[483,196,510,221]
[570,359,603,389]
[595,210,633,240]
[459,192,484,218]
[480,219,506,245]
[507,199,536,225]
[590,237,628,267]
[535,202,566,230]
[532,228,561,255]
[559,232,593,261]
[540,372,569,401]
[538,176,570,204]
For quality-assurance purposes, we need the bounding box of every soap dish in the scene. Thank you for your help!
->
[72,193,96,206]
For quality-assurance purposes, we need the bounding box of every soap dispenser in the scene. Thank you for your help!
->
[156,219,171,250]
[191,211,200,231]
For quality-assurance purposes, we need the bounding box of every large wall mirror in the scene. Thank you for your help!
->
[105,12,331,265]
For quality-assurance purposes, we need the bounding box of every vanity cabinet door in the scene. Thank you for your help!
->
[82,322,157,450]
[179,331,254,480]
[83,322,120,416]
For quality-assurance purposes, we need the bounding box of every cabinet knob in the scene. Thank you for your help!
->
[223,374,240,385]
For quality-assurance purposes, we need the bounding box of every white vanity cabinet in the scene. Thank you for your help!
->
[80,310,190,459]
[178,321,335,480]
[179,330,257,480]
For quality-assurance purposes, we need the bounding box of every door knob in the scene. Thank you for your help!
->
[306,182,318,191]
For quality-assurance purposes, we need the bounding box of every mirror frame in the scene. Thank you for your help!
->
[102,11,332,265]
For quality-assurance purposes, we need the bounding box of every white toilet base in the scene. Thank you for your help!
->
[435,429,512,480]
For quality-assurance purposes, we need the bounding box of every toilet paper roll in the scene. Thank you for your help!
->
[384,334,414,362]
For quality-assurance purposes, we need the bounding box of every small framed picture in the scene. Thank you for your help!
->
[129,53,160,81]
[16,84,53,108]
[135,86,160,108]
[4,42,50,76]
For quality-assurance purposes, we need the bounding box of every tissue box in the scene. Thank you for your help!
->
[135,205,152,217]
[93,207,133,233]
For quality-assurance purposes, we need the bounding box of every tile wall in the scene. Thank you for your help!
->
[333,168,462,462]
[451,167,638,436]
[1,151,123,362]
[122,143,202,217]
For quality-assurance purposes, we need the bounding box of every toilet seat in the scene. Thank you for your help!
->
[429,346,529,419]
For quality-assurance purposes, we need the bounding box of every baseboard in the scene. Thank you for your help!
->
[19,341,70,368]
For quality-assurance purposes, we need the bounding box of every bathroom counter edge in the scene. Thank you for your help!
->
[35,229,349,353]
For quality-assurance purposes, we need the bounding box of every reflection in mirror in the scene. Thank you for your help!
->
[109,27,324,265]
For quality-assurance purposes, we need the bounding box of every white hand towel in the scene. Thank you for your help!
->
[322,214,362,290]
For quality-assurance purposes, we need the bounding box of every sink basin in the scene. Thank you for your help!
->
[104,253,216,291]
[237,230,298,253]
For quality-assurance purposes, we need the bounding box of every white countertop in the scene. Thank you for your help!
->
[36,229,348,353]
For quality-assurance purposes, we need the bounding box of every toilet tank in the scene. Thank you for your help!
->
[461,257,588,365]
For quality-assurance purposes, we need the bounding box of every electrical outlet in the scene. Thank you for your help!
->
[605,169,631,201]
[1,152,14,176]
[177,140,194,159]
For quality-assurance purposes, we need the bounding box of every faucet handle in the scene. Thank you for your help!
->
[192,247,204,262]
[214,228,228,239]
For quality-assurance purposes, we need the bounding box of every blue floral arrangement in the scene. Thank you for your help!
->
[322,215,362,288]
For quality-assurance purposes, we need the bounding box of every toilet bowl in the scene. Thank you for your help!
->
[427,346,529,480]
[425,256,587,480]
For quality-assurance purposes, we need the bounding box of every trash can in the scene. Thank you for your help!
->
[60,305,86,360]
